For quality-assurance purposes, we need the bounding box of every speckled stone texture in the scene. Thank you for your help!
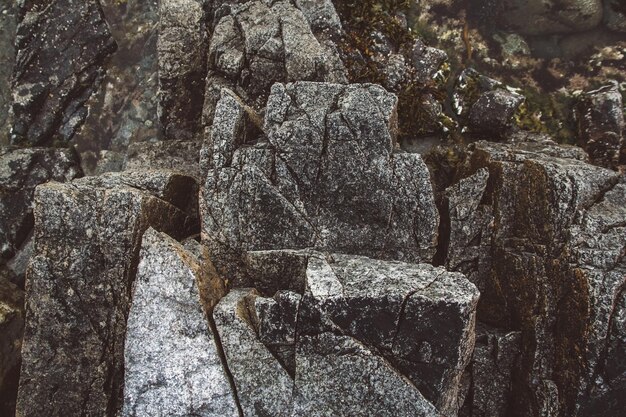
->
[11,0,116,146]
[122,228,237,417]
[446,137,626,417]
[214,250,479,416]
[202,82,439,286]
[16,170,199,417]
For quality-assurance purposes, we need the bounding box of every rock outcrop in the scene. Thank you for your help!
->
[17,171,199,417]
[202,82,439,286]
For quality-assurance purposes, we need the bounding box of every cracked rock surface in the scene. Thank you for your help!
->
[202,82,439,286]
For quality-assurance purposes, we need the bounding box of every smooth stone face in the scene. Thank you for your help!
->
[122,228,237,417]
[0,147,81,266]
[201,82,439,286]
[16,170,199,417]
[11,0,116,146]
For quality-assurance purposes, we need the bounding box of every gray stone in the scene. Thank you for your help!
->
[204,1,347,116]
[294,0,343,35]
[468,89,524,134]
[125,140,204,180]
[499,0,603,35]
[604,0,626,32]
[202,82,439,286]
[445,138,626,416]
[575,82,625,168]
[71,0,160,171]
[122,228,237,417]
[158,0,208,140]
[0,1,16,144]
[16,170,199,417]
[10,0,116,146]
[411,39,449,84]
[0,276,24,416]
[213,288,294,417]
[460,324,522,417]
[0,147,81,267]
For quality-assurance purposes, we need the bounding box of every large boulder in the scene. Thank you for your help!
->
[214,250,479,416]
[444,136,626,416]
[201,82,439,286]
[11,0,116,146]
[16,170,199,417]
[122,228,237,417]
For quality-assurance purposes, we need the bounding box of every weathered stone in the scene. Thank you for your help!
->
[122,228,237,417]
[445,138,626,417]
[202,82,439,286]
[71,0,160,172]
[499,0,603,35]
[215,250,476,416]
[468,89,524,134]
[125,140,204,180]
[411,38,448,84]
[0,1,16,144]
[0,147,81,267]
[16,170,199,417]
[0,276,24,417]
[11,0,116,146]
[575,82,625,168]
[214,288,294,417]
[460,324,522,417]
[158,0,208,140]
[204,1,347,116]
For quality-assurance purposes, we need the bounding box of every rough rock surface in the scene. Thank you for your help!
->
[0,1,16,143]
[604,0,626,32]
[575,82,625,168]
[11,0,116,146]
[122,228,237,417]
[445,137,626,417]
[0,147,81,268]
[214,251,478,416]
[203,0,347,120]
[16,170,199,417]
[202,82,439,286]
[0,276,24,416]
[158,0,208,140]
[125,140,204,180]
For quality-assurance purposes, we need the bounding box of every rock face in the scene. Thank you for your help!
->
[122,228,237,417]
[0,1,16,143]
[158,0,208,140]
[214,251,479,416]
[0,276,24,416]
[125,140,204,180]
[499,0,603,35]
[17,170,199,417]
[445,137,626,417]
[203,0,347,120]
[576,82,625,168]
[11,0,116,146]
[202,82,439,286]
[604,0,626,32]
[0,147,81,270]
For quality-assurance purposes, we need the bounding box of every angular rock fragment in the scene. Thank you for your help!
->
[17,170,199,417]
[204,0,347,118]
[0,147,81,268]
[158,0,208,140]
[122,228,237,417]
[0,276,24,417]
[11,0,116,145]
[412,38,449,84]
[214,250,478,416]
[575,82,625,168]
[468,89,524,134]
[445,137,626,417]
[202,82,439,285]
[459,324,522,417]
